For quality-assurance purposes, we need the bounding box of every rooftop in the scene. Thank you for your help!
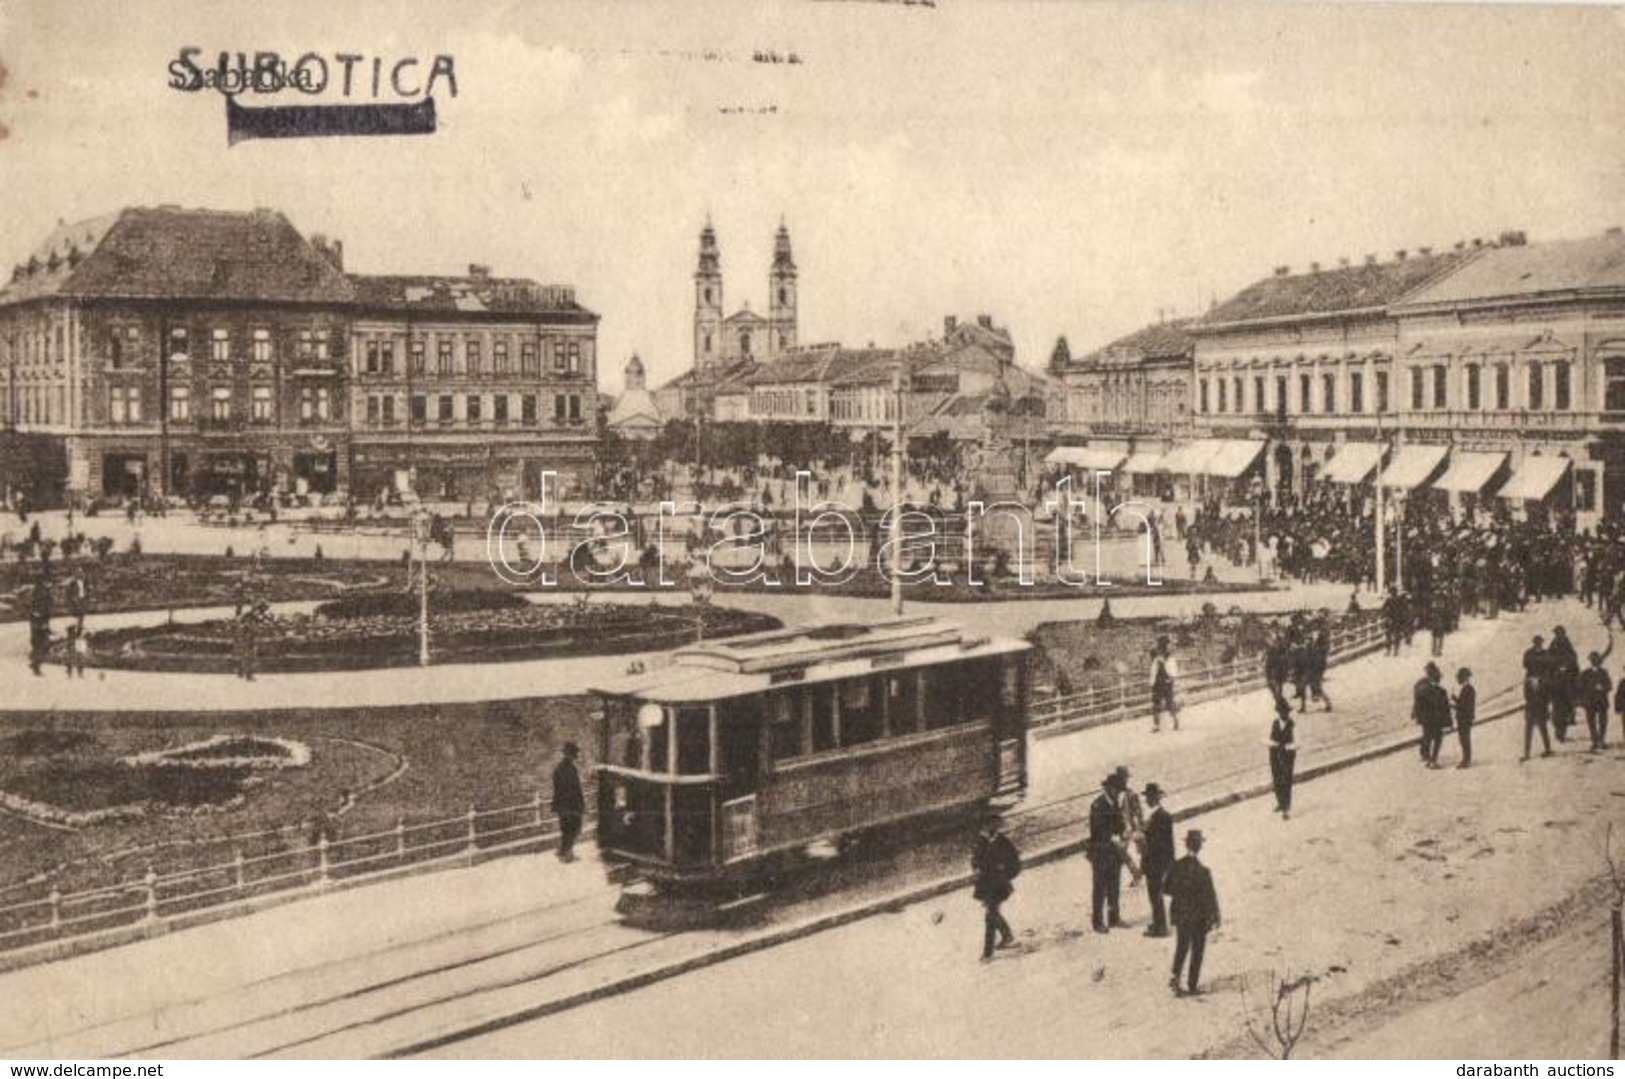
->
[1395,230,1625,307]
[1199,248,1469,328]
[347,273,595,319]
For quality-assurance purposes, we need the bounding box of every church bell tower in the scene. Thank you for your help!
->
[768,218,797,359]
[694,218,723,371]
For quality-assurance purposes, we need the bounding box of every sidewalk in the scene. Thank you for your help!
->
[0,597,1565,1058]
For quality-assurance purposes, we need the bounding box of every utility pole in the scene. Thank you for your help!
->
[891,367,906,616]
[413,504,430,666]
[1375,417,1387,593]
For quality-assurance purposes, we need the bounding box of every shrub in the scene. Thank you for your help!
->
[315,589,529,621]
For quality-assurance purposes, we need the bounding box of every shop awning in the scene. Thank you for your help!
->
[1498,455,1572,501]
[1121,448,1167,475]
[1432,451,1509,494]
[1157,438,1226,474]
[1378,444,1449,490]
[1045,444,1128,471]
[1202,439,1266,478]
[1322,442,1385,485]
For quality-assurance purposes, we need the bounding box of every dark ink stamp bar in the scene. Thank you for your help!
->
[227,95,436,145]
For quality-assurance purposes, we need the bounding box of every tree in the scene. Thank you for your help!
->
[1242,969,1315,1060]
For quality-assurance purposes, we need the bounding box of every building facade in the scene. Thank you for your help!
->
[692,218,798,371]
[0,206,600,507]
[346,270,600,502]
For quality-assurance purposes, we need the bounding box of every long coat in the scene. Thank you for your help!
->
[1163,854,1220,930]
[972,832,1021,904]
[551,757,585,816]
[1142,806,1175,879]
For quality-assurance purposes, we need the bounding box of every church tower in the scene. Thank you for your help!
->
[693,218,723,371]
[768,218,798,359]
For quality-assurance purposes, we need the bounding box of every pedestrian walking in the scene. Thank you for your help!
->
[551,741,586,862]
[1548,626,1580,743]
[1412,661,1451,768]
[1087,772,1128,933]
[1453,667,1476,768]
[1268,696,1297,819]
[972,814,1021,961]
[1150,636,1180,733]
[1164,829,1220,997]
[1579,645,1614,752]
[1141,783,1173,938]
[1522,663,1555,762]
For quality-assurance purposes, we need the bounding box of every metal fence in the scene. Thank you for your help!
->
[0,614,1388,966]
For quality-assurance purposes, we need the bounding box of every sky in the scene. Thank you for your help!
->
[0,1,1622,394]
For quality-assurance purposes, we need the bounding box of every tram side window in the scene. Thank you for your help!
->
[922,666,964,731]
[605,699,643,770]
[676,708,711,775]
[888,673,921,736]
[962,660,1003,723]
[810,686,838,752]
[769,692,804,761]
[646,715,669,775]
[840,678,883,746]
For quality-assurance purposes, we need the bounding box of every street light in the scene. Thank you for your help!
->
[411,502,430,666]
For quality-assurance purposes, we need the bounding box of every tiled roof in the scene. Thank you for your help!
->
[2,207,355,305]
[746,345,896,387]
[348,274,594,318]
[1199,250,1469,327]
[1395,232,1625,307]
[1074,319,1196,368]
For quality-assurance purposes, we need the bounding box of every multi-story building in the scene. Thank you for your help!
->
[0,206,600,507]
[0,206,354,503]
[345,268,600,502]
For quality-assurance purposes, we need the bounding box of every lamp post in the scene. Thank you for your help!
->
[1250,474,1266,583]
[412,502,430,666]
[890,367,906,616]
[1374,417,1387,593]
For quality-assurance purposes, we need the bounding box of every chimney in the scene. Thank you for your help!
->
[1607,227,1624,238]
[1472,238,1484,249]
[1453,241,1466,251]
[1418,246,1433,257]
[944,315,957,336]
[1499,229,1529,246]
[1395,250,1408,261]
[977,314,993,329]
[1309,261,1321,274]
[468,263,491,278]
[1339,257,1351,268]
[1273,265,1290,277]
[1364,254,1378,266]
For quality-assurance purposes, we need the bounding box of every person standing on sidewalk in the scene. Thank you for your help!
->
[1548,626,1580,744]
[1578,644,1614,752]
[1412,661,1451,768]
[1150,637,1180,733]
[1522,656,1555,762]
[551,742,586,862]
[971,814,1020,962]
[1087,772,1127,933]
[1164,829,1220,997]
[1141,783,1173,939]
[1268,696,1297,819]
[1452,667,1476,768]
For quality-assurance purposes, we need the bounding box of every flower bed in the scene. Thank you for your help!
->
[71,601,782,674]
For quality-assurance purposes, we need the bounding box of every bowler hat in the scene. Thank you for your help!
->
[562,741,581,757]
[1185,829,1205,845]
[1144,782,1163,798]
[1274,695,1293,717]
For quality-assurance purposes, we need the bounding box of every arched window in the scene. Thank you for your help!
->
[739,331,752,356]
[778,287,788,306]
[704,287,714,305]
[703,333,712,353]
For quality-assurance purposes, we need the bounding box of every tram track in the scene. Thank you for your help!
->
[11,617,1540,1060]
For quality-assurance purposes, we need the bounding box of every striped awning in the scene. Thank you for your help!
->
[1157,439,1226,474]
[1432,451,1508,494]
[1498,455,1572,501]
[1202,439,1266,478]
[1379,445,1449,490]
[1121,448,1167,475]
[1046,443,1129,471]
[1322,442,1384,485]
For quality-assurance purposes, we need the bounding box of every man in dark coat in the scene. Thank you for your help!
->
[1523,636,1555,761]
[1163,829,1220,996]
[1453,667,1477,769]
[1087,773,1128,932]
[551,741,586,862]
[1579,647,1614,752]
[971,814,1020,961]
[1412,661,1452,768]
[1547,626,1580,743]
[1141,783,1174,938]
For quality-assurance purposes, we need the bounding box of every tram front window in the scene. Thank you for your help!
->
[676,708,711,775]
[840,678,882,746]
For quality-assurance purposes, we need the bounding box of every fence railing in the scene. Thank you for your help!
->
[0,789,584,965]
[0,615,1388,967]
[1026,616,1387,735]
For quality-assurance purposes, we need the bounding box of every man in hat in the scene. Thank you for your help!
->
[971,813,1020,961]
[1522,636,1555,761]
[1086,772,1128,932]
[1453,667,1476,768]
[1141,783,1174,938]
[1547,626,1580,743]
[1579,644,1614,752]
[1115,764,1146,884]
[1150,637,1180,733]
[1268,695,1297,817]
[552,741,586,862]
[1163,829,1220,996]
[1412,661,1451,768]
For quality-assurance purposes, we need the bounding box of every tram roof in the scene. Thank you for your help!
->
[593,617,1031,704]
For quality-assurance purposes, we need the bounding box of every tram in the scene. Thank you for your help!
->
[591,615,1030,900]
